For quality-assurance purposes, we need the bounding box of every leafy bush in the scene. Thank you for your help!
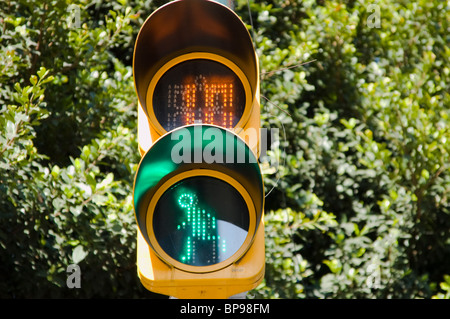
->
[0,0,156,298]
[1,0,448,299]
[242,0,450,298]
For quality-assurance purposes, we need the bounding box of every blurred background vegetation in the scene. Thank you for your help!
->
[0,0,449,298]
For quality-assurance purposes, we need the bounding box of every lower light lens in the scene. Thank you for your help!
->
[153,176,249,267]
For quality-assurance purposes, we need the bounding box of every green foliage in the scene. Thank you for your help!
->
[433,275,450,299]
[240,0,450,298]
[1,0,449,299]
[0,0,158,298]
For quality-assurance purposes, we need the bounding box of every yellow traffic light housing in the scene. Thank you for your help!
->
[132,0,264,299]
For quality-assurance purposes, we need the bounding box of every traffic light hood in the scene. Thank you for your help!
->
[133,0,258,119]
[133,124,264,252]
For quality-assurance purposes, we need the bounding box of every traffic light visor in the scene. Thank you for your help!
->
[133,125,263,273]
[133,0,258,136]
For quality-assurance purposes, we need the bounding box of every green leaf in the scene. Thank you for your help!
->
[30,75,37,86]
[37,66,49,80]
[323,259,342,274]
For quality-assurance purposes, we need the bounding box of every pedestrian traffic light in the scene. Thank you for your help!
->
[132,0,264,299]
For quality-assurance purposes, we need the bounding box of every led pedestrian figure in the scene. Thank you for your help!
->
[176,192,227,265]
